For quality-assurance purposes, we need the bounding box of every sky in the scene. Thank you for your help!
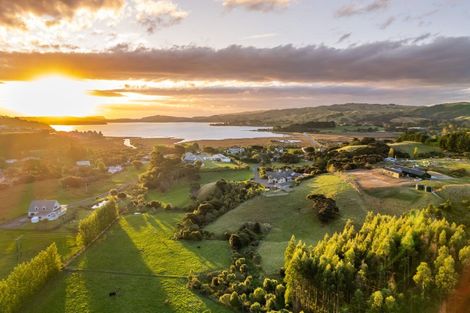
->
[0,0,469,118]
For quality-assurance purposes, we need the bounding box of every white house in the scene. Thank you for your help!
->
[5,159,17,165]
[182,152,201,163]
[267,170,301,187]
[28,200,67,222]
[108,165,123,174]
[76,160,91,167]
[210,154,231,163]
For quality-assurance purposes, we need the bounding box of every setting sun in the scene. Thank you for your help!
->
[0,74,98,116]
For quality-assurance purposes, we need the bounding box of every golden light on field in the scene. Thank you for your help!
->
[0,74,99,116]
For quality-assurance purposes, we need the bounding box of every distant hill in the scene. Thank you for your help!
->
[412,102,470,120]
[21,116,107,125]
[113,115,193,123]
[0,116,51,132]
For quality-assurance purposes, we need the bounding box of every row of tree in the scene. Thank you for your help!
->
[0,244,62,313]
[77,200,119,246]
[440,131,470,153]
[284,209,470,313]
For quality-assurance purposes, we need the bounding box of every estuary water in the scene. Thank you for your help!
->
[51,122,284,142]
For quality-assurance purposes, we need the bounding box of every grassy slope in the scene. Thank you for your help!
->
[21,212,232,313]
[206,174,369,274]
[146,168,253,207]
[388,141,441,155]
[0,167,142,222]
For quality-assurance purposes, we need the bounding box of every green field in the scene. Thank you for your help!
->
[146,168,253,207]
[388,141,441,155]
[0,167,143,222]
[20,212,233,313]
[201,160,245,171]
[206,174,369,274]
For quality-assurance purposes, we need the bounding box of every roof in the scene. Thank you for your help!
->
[76,160,91,166]
[384,166,428,177]
[28,200,59,212]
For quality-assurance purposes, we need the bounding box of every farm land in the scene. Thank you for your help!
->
[2,131,470,313]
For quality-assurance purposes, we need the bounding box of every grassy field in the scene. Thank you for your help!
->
[0,167,142,222]
[388,141,441,155]
[20,212,232,313]
[146,168,253,207]
[206,174,369,274]
[201,160,245,171]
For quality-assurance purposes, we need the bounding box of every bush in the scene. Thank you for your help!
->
[0,243,62,313]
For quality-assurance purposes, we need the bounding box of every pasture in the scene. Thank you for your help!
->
[20,212,233,313]
[388,141,441,155]
[0,166,143,222]
[146,167,253,207]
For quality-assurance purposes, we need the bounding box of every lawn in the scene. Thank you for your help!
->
[388,141,441,155]
[206,174,369,274]
[201,160,245,171]
[0,166,143,222]
[20,212,232,313]
[146,168,253,207]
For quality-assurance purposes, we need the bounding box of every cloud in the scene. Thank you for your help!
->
[244,33,279,40]
[336,0,390,17]
[134,0,188,34]
[223,0,293,12]
[337,33,352,43]
[0,0,125,30]
[380,16,395,29]
[1,37,470,86]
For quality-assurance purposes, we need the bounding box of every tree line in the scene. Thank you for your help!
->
[284,209,470,313]
[0,244,62,313]
[77,199,119,246]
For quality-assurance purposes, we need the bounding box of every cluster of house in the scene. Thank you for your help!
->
[382,166,431,179]
[266,169,302,190]
[28,200,67,223]
[182,152,231,164]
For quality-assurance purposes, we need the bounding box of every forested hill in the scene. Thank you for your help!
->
[195,102,470,126]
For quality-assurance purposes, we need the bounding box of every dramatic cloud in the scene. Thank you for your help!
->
[336,0,390,17]
[0,0,125,30]
[223,0,293,12]
[1,37,470,86]
[134,0,188,33]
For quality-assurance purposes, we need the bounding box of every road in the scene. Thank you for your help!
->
[301,132,324,149]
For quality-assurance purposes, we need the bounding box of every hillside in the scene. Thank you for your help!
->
[0,116,51,132]
[121,102,469,127]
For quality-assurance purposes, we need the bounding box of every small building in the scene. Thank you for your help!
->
[210,154,231,163]
[28,200,67,222]
[108,165,123,174]
[267,169,301,187]
[227,146,245,155]
[76,160,91,167]
[5,159,17,165]
[182,152,201,163]
[383,166,431,179]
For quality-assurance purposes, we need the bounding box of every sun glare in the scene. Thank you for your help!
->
[0,74,98,116]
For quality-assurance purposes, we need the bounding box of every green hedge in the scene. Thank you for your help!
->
[77,199,119,246]
[0,243,62,313]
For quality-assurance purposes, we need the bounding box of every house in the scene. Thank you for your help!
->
[267,169,301,187]
[5,159,17,165]
[28,200,67,222]
[382,166,431,179]
[227,146,245,155]
[108,165,123,174]
[182,152,201,163]
[210,154,231,163]
[76,160,91,167]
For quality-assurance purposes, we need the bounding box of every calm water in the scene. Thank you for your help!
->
[51,122,284,142]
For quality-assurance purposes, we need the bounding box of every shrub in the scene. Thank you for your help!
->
[61,176,85,188]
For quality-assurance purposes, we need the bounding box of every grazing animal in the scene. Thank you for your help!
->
[197,246,201,249]
[109,291,117,297]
